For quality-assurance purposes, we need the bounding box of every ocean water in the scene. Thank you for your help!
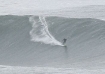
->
[0,15,105,74]
[0,65,105,74]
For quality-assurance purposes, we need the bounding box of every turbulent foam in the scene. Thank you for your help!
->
[0,65,105,74]
[29,16,63,46]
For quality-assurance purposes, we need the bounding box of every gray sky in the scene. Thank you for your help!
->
[0,0,105,10]
[0,0,105,14]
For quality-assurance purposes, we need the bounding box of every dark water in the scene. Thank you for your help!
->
[0,15,105,68]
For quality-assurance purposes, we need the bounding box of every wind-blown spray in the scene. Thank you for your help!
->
[29,16,63,46]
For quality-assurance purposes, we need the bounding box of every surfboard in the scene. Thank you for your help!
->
[61,44,66,47]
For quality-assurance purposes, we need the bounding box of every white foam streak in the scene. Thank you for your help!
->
[29,16,63,46]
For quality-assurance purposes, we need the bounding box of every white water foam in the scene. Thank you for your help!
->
[29,16,63,46]
[0,65,105,74]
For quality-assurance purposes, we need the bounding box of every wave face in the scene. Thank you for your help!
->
[0,15,105,69]
[29,16,63,46]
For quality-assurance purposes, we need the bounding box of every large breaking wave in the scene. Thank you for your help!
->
[1,15,105,70]
[29,16,63,46]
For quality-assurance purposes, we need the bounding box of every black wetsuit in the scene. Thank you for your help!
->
[63,38,67,45]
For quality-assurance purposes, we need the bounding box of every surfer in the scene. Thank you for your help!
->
[62,38,67,46]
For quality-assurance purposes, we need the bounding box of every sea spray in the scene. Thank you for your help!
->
[29,16,63,46]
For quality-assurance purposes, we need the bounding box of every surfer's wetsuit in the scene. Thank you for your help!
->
[62,38,67,45]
